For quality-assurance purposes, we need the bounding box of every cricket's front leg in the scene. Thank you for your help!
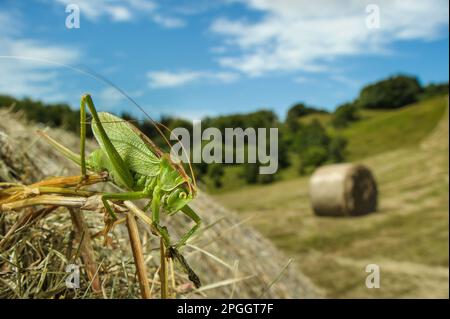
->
[150,185,172,248]
[166,206,202,289]
[174,205,202,250]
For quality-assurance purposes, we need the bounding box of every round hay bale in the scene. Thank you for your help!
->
[309,163,377,217]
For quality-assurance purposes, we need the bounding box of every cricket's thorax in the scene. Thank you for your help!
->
[87,110,197,215]
[134,173,157,192]
[131,171,195,216]
[87,148,194,214]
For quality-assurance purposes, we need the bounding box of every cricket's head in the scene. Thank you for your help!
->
[160,155,197,214]
[164,185,194,213]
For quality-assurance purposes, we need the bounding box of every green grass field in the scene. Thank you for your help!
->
[205,96,448,193]
[342,96,448,160]
[213,95,449,298]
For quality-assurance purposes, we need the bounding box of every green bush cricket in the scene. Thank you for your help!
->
[38,94,202,286]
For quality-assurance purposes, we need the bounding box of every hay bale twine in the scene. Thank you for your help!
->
[309,163,377,217]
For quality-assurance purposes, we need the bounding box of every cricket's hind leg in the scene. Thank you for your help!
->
[101,191,148,220]
[98,191,149,245]
[81,94,135,190]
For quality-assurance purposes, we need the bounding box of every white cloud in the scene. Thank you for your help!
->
[55,0,133,22]
[329,75,361,89]
[0,10,21,36]
[4,38,79,63]
[106,6,133,22]
[147,71,201,88]
[95,87,143,109]
[54,0,186,28]
[151,14,185,28]
[0,11,80,101]
[97,87,125,109]
[210,0,449,76]
[210,46,228,54]
[127,0,157,11]
[147,70,239,88]
[293,76,311,84]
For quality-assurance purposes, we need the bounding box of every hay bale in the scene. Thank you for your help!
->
[309,163,377,217]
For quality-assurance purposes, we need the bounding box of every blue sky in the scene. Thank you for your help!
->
[0,0,448,120]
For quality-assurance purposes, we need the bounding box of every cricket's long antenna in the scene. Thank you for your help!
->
[0,55,197,188]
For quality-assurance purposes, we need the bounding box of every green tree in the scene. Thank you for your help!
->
[258,171,276,184]
[295,120,329,153]
[241,163,259,184]
[358,74,422,109]
[292,120,348,174]
[299,147,328,175]
[328,136,347,162]
[285,103,326,131]
[420,82,449,100]
[332,102,359,128]
[208,163,224,188]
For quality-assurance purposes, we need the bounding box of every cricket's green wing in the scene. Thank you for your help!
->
[91,112,161,177]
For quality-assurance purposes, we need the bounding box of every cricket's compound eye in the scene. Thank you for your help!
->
[166,189,190,213]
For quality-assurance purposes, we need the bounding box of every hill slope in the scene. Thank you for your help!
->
[298,95,448,160]
[214,95,449,298]
[342,95,448,160]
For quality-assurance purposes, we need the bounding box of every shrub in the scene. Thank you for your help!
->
[294,120,348,174]
[258,172,276,184]
[420,82,449,100]
[204,110,279,133]
[241,163,259,184]
[332,102,359,128]
[328,136,347,162]
[285,103,326,130]
[299,147,328,175]
[241,162,277,184]
[294,120,330,153]
[287,103,323,118]
[358,75,422,109]
[207,163,224,188]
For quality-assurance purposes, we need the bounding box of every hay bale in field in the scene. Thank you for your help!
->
[309,163,377,217]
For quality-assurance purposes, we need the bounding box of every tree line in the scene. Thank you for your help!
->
[1,75,447,189]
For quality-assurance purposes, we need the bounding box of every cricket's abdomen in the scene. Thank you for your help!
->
[86,148,128,189]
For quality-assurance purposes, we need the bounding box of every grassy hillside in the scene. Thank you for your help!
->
[342,95,448,160]
[299,95,448,160]
[213,95,449,298]
[207,95,447,193]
